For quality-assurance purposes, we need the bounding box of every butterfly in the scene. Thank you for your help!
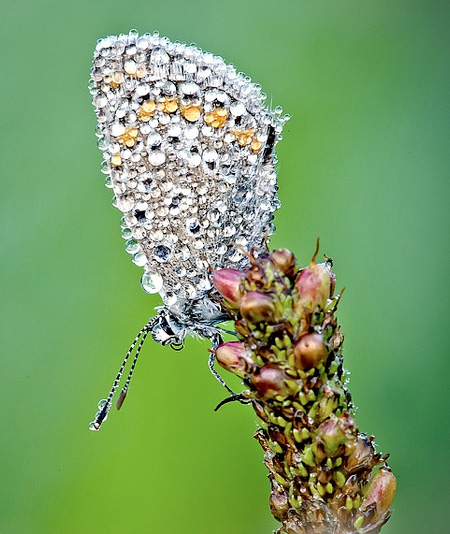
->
[89,30,288,430]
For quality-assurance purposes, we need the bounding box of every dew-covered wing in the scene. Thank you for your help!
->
[90,30,288,307]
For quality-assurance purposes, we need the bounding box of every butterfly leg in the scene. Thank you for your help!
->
[208,350,235,394]
[207,333,249,409]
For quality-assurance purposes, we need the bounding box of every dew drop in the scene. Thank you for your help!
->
[121,227,132,239]
[141,271,163,294]
[125,239,140,254]
[154,244,172,263]
[132,252,147,266]
[148,150,166,166]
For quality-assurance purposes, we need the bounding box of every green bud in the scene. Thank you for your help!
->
[335,470,346,488]
[353,515,364,530]
[317,416,347,457]
[302,447,315,467]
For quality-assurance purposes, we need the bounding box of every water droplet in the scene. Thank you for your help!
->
[116,195,134,212]
[223,225,236,237]
[137,82,150,96]
[150,46,170,65]
[197,278,211,291]
[186,218,202,235]
[154,244,172,263]
[125,239,140,254]
[180,82,200,96]
[141,271,163,293]
[148,150,165,166]
[188,153,201,168]
[121,227,132,239]
[100,161,109,175]
[207,208,220,223]
[111,123,125,137]
[230,101,246,116]
[132,252,147,266]
[203,149,218,162]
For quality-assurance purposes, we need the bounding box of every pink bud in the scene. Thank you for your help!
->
[240,291,275,323]
[270,248,296,275]
[293,333,328,370]
[215,341,254,378]
[295,263,332,314]
[251,363,290,400]
[212,268,245,306]
[362,467,397,519]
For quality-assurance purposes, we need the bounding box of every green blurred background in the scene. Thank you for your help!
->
[1,0,449,532]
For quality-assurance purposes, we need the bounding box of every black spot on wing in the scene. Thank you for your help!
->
[263,125,276,163]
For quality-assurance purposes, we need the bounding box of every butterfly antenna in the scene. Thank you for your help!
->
[89,319,154,431]
[116,329,149,410]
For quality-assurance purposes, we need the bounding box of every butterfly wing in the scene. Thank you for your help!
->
[90,31,288,308]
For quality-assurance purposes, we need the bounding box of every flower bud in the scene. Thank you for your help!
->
[270,248,296,276]
[215,341,254,378]
[269,487,290,521]
[251,363,290,400]
[317,414,355,457]
[362,467,397,520]
[295,263,332,314]
[345,436,377,475]
[318,385,341,420]
[212,268,244,306]
[240,291,275,323]
[293,333,328,370]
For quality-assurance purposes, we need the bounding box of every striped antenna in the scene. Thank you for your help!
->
[89,319,155,431]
